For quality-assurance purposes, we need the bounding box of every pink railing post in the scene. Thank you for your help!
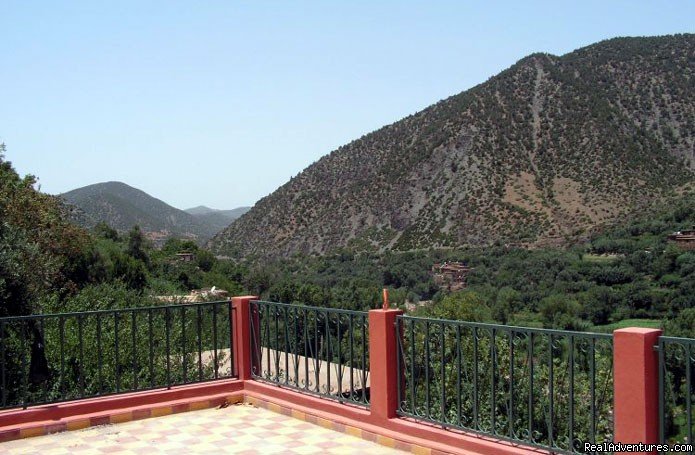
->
[613,328,662,450]
[231,296,259,381]
[368,308,403,422]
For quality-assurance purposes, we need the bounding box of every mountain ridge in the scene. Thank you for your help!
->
[209,34,695,259]
[61,181,247,243]
[184,205,251,232]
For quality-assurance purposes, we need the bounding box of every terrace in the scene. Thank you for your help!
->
[0,296,693,454]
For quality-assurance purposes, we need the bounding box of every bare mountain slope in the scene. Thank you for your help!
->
[210,34,695,259]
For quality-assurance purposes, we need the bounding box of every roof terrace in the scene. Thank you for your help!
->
[0,296,693,454]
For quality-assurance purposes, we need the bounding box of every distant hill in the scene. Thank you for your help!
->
[184,205,251,232]
[209,34,695,259]
[61,182,238,243]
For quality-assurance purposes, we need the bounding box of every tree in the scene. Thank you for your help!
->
[196,249,216,272]
[126,226,149,265]
[93,222,119,241]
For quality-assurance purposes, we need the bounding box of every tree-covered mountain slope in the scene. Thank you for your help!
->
[210,34,695,259]
[61,182,219,242]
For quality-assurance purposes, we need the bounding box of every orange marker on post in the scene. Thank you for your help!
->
[382,288,389,310]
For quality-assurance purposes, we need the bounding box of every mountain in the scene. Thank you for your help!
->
[61,182,221,242]
[209,34,695,259]
[184,205,251,232]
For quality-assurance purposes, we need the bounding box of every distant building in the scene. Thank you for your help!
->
[667,228,695,250]
[431,262,472,291]
[175,252,196,262]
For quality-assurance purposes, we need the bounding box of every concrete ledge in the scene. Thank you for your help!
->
[245,380,545,455]
[0,379,244,443]
[0,379,550,454]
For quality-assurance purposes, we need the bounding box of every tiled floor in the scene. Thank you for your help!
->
[0,403,405,454]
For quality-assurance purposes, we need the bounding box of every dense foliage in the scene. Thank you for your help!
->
[1,149,246,319]
[245,192,695,337]
[61,181,244,244]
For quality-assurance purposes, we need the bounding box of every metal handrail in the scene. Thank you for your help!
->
[658,335,694,449]
[396,314,614,454]
[249,300,370,407]
[0,300,235,410]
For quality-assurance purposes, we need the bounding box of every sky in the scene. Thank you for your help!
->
[2,1,693,210]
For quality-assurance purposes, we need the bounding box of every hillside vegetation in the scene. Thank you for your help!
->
[62,182,245,243]
[2,143,693,339]
[0,149,246,319]
[243,192,695,337]
[210,34,695,259]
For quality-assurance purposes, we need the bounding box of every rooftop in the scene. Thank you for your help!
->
[0,296,693,454]
[1,402,402,455]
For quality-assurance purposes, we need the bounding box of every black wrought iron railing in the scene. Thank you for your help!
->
[396,315,614,454]
[0,300,235,410]
[658,336,695,449]
[249,300,370,407]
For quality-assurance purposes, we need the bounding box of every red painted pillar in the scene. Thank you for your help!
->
[369,308,403,422]
[613,328,662,451]
[232,296,259,381]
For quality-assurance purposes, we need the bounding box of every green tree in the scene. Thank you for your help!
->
[126,226,149,265]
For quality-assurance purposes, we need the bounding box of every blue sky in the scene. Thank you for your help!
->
[2,1,693,209]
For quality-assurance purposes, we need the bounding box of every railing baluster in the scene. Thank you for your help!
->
[60,316,66,397]
[314,309,319,393]
[97,313,103,394]
[265,304,271,379]
[336,314,342,401]
[165,307,171,387]
[79,315,85,398]
[548,334,554,447]
[528,331,534,442]
[349,313,354,402]
[440,322,445,423]
[1,320,6,408]
[284,306,289,386]
[425,320,430,419]
[568,335,574,450]
[590,337,596,444]
[40,318,48,401]
[491,328,496,434]
[114,312,120,393]
[293,307,299,387]
[21,321,28,409]
[360,315,369,404]
[227,302,234,377]
[212,303,218,379]
[456,324,462,427]
[473,326,479,429]
[197,305,202,381]
[509,329,514,439]
[304,307,309,391]
[325,311,331,397]
[396,317,402,412]
[274,307,279,382]
[132,311,137,390]
[687,342,692,445]
[149,309,154,388]
[410,319,415,415]
[181,306,186,384]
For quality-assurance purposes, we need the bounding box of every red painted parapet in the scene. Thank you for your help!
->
[613,328,662,452]
[368,308,403,422]
[231,296,259,381]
